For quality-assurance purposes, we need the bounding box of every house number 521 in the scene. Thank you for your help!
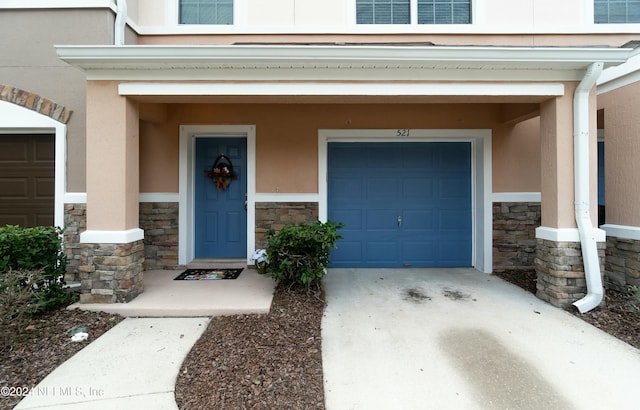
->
[396,129,410,137]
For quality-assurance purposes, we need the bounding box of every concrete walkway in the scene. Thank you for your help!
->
[15,317,209,409]
[322,268,640,410]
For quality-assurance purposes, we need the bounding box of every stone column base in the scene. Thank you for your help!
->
[535,239,605,308]
[605,236,640,291]
[78,240,145,303]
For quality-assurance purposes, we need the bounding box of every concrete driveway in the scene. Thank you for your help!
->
[322,268,640,410]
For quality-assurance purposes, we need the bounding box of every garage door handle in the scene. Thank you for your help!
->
[397,215,402,227]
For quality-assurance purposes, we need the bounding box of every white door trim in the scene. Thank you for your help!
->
[318,129,493,273]
[179,125,256,265]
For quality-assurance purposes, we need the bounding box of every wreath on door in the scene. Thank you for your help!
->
[204,154,238,191]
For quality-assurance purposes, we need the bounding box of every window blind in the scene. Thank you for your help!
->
[180,0,233,25]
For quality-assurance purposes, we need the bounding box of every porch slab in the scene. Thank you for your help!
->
[68,268,276,317]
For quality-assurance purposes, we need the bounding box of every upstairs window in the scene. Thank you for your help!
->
[595,0,640,23]
[418,0,471,24]
[179,0,233,25]
[356,0,471,24]
[357,0,410,24]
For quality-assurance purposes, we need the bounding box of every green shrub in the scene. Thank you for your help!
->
[628,285,640,317]
[0,225,71,313]
[265,221,343,291]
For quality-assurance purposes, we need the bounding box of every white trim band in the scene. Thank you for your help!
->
[119,82,566,98]
[536,226,606,242]
[140,192,179,202]
[601,224,640,241]
[80,228,145,244]
[492,192,541,202]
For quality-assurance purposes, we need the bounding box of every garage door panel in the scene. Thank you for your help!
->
[440,177,471,199]
[402,177,434,198]
[331,241,363,263]
[0,178,29,198]
[0,140,28,162]
[35,178,55,198]
[403,210,434,230]
[333,209,362,229]
[402,241,436,264]
[367,146,400,167]
[366,209,399,230]
[367,241,399,263]
[367,177,398,199]
[439,210,472,230]
[328,141,471,268]
[329,146,367,168]
[332,177,363,201]
[34,139,55,161]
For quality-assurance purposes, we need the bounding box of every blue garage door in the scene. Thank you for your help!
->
[328,142,472,267]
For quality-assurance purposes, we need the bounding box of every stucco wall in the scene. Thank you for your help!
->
[137,101,541,194]
[0,8,115,193]
[598,81,640,227]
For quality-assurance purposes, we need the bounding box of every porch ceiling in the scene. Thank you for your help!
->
[55,44,634,82]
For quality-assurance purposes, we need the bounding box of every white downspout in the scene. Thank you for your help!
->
[114,0,127,46]
[572,62,605,313]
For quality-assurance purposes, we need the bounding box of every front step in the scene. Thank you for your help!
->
[187,258,248,269]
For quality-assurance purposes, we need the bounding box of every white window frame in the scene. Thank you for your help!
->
[350,0,474,25]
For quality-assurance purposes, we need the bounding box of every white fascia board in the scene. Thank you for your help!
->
[119,82,565,98]
[55,45,631,68]
[597,52,640,94]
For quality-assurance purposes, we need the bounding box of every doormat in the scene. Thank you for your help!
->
[174,268,243,280]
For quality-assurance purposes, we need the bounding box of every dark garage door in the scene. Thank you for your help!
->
[0,134,54,227]
[328,142,472,268]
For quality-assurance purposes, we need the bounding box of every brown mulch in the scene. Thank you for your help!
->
[494,269,640,350]
[174,285,325,410]
[0,309,124,410]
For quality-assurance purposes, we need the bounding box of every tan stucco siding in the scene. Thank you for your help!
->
[492,117,541,193]
[0,9,115,193]
[138,102,541,194]
[86,82,140,231]
[598,82,640,227]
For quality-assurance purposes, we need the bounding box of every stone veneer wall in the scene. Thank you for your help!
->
[493,202,540,271]
[78,240,145,303]
[139,202,179,270]
[255,202,319,249]
[535,240,605,308]
[63,203,86,284]
[605,236,640,291]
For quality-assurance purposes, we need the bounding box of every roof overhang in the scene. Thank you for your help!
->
[55,44,634,82]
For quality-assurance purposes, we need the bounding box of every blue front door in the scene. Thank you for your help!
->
[195,137,247,258]
[328,142,472,268]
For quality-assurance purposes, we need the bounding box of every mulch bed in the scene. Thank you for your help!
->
[174,285,325,410]
[494,269,640,350]
[0,309,124,410]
